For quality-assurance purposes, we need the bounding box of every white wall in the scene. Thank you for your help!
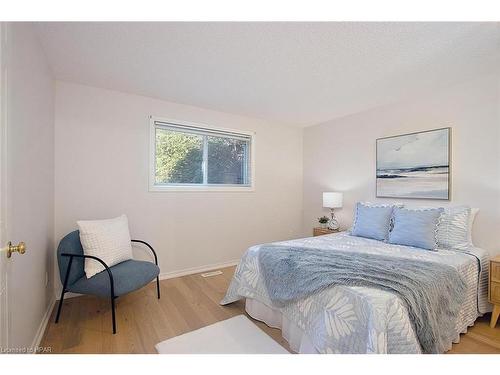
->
[54,82,303,289]
[303,73,500,253]
[6,23,55,348]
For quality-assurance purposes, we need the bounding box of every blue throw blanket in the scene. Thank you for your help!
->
[258,245,466,354]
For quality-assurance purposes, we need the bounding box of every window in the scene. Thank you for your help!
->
[150,117,254,191]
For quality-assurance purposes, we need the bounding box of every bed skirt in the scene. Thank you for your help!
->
[245,298,318,353]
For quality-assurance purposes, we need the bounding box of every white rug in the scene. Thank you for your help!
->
[155,315,290,354]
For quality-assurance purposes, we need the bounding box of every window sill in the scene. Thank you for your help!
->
[149,184,255,192]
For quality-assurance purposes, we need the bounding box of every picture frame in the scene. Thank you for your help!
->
[376,127,451,200]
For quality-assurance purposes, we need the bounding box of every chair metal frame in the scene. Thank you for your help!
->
[54,239,160,334]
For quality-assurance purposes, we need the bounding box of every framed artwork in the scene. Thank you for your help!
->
[376,127,450,200]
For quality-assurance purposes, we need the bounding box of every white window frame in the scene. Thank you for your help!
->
[149,116,255,192]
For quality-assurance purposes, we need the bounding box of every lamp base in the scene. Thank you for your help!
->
[327,219,339,231]
[328,209,340,230]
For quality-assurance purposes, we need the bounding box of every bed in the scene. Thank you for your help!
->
[221,232,491,354]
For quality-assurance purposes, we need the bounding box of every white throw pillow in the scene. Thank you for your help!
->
[422,205,479,250]
[77,214,133,278]
[436,206,471,250]
[467,208,479,245]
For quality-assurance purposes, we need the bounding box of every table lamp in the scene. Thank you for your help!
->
[323,192,343,230]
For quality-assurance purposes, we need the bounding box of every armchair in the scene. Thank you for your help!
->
[55,230,160,334]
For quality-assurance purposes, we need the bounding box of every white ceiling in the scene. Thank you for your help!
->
[36,22,500,127]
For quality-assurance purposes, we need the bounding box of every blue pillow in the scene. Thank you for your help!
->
[351,202,395,241]
[388,207,444,250]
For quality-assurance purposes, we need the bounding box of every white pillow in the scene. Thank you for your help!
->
[77,214,133,278]
[434,206,479,250]
[467,208,479,245]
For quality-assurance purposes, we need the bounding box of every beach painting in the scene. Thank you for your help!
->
[376,128,450,200]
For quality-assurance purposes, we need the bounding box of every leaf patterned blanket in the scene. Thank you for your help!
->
[257,245,465,354]
[221,233,490,354]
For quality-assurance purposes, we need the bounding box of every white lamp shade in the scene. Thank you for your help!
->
[323,192,343,208]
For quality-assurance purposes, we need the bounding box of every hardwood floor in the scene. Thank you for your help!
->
[40,266,500,354]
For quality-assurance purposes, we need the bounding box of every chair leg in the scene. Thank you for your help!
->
[111,296,117,334]
[55,256,73,324]
[156,276,160,299]
[54,290,65,323]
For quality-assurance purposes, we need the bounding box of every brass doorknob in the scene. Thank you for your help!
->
[7,241,26,258]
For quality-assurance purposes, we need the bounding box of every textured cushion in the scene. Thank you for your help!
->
[78,215,133,278]
[68,259,160,297]
[436,206,473,250]
[351,202,396,241]
[389,207,444,250]
[467,208,479,245]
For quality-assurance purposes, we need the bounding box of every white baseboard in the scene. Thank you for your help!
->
[31,296,56,351]
[54,259,239,301]
[158,259,239,280]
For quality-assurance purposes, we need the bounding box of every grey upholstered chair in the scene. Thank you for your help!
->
[55,230,160,334]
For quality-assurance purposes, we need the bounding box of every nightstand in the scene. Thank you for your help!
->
[489,255,500,328]
[313,227,339,236]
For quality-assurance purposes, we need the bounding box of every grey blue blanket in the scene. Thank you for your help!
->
[258,245,466,354]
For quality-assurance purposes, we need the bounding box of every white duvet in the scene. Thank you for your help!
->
[221,232,490,354]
